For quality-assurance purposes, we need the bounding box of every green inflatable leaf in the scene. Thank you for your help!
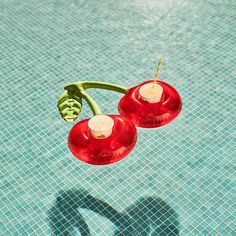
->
[57,87,82,123]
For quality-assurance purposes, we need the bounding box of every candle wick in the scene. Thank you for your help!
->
[152,57,163,88]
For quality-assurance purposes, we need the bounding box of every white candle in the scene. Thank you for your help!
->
[88,114,114,139]
[139,82,163,103]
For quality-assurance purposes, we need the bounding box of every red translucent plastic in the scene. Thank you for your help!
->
[118,80,182,128]
[68,115,137,165]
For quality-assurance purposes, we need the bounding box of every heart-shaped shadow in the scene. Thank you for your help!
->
[48,189,179,235]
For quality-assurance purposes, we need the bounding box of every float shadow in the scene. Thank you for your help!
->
[48,189,179,235]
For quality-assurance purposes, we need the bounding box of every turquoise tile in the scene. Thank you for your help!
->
[0,0,235,235]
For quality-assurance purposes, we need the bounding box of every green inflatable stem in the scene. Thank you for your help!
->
[58,81,128,122]
[64,84,102,116]
[66,81,128,94]
[79,90,102,115]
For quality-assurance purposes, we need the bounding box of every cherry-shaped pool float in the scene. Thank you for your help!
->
[68,115,137,165]
[57,58,182,165]
[118,80,182,128]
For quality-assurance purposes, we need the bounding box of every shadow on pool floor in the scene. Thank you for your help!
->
[48,189,179,236]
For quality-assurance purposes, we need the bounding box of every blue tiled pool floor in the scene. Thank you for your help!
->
[0,0,235,235]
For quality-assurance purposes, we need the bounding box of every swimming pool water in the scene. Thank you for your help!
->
[0,0,235,235]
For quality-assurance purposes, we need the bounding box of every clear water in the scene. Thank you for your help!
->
[0,0,235,235]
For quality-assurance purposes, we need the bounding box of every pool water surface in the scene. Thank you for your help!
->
[0,0,235,235]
